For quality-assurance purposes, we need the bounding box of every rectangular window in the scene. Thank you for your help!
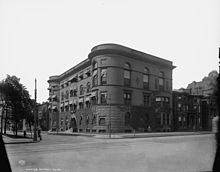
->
[166,81,169,90]
[101,59,107,65]
[61,92,64,101]
[155,78,158,89]
[93,70,98,86]
[70,104,73,111]
[73,90,77,96]
[70,90,73,97]
[163,113,166,125]
[124,70,131,86]
[156,97,161,102]
[101,68,107,85]
[79,103,84,109]
[159,78,164,91]
[99,117,106,126]
[159,77,164,86]
[143,74,149,89]
[100,92,107,104]
[167,114,169,125]
[124,92,132,105]
[124,70,130,79]
[143,94,149,106]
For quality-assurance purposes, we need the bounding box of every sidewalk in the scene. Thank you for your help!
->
[2,131,36,144]
[48,130,213,139]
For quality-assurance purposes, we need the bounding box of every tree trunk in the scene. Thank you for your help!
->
[29,121,32,138]
[4,108,7,134]
[15,121,17,137]
[1,110,3,134]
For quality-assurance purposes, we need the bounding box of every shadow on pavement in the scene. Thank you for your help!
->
[4,134,33,139]
[4,141,35,145]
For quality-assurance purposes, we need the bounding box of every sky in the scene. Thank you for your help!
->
[0,0,220,103]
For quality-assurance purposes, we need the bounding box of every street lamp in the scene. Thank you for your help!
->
[108,93,111,139]
[33,79,37,142]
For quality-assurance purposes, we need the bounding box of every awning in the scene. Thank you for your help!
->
[85,97,90,102]
[48,105,51,109]
[68,75,77,82]
[91,91,97,97]
[85,69,91,74]
[78,98,84,103]
[92,70,97,76]
[52,95,56,98]
[71,114,76,119]
[52,106,57,110]
[69,100,73,105]
[73,85,77,90]
[73,99,77,104]
[60,103,64,107]
[64,102,69,106]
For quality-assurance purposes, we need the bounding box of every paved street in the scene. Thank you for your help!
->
[5,133,216,172]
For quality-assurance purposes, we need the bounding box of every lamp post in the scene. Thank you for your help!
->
[108,93,111,139]
[33,79,37,142]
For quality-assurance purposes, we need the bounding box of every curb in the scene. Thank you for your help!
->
[48,132,95,137]
[47,131,213,139]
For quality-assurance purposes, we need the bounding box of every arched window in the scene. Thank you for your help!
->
[159,72,164,90]
[124,63,131,86]
[80,85,84,95]
[125,112,131,126]
[143,67,149,89]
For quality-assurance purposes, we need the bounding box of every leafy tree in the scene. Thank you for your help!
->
[0,75,34,136]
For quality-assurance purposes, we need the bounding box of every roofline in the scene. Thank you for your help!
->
[89,43,175,69]
[48,58,91,83]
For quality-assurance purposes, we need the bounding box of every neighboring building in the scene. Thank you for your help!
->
[201,96,218,131]
[37,102,50,131]
[172,90,217,131]
[187,70,218,96]
[48,43,175,133]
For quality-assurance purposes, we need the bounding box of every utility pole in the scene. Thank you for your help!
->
[109,93,111,139]
[33,79,37,142]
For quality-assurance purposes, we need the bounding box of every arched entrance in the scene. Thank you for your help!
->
[70,113,77,132]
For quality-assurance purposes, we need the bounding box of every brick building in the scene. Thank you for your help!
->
[48,44,175,133]
[37,102,50,131]
[172,90,216,131]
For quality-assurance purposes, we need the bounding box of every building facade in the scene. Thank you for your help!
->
[172,90,216,131]
[37,102,50,131]
[48,44,175,133]
[186,70,218,96]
